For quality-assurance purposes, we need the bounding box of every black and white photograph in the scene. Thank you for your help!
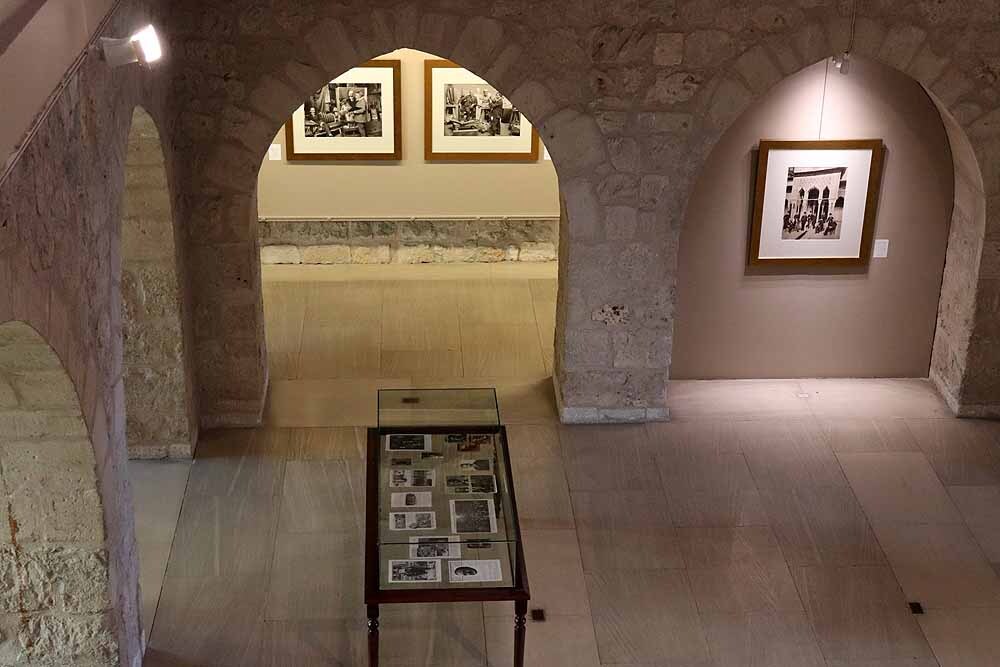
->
[389,469,435,488]
[425,60,538,161]
[390,491,433,508]
[457,441,480,453]
[389,511,436,531]
[408,536,462,559]
[385,433,433,452]
[388,559,441,584]
[466,540,495,551]
[458,458,492,472]
[749,140,884,267]
[450,498,498,534]
[446,474,497,495]
[781,167,847,240]
[443,84,522,137]
[447,559,503,583]
[446,434,468,444]
[469,434,492,447]
[286,60,401,161]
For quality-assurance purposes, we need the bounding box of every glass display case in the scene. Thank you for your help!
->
[365,388,530,667]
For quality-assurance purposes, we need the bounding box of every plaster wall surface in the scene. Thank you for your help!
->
[673,56,954,379]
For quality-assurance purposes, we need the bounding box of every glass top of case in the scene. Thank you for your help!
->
[377,388,500,428]
[375,427,518,590]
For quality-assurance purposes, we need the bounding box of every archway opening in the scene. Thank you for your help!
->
[0,320,117,665]
[674,55,959,382]
[255,48,560,416]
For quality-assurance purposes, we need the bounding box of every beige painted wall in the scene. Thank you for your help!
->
[257,48,560,219]
[672,57,954,380]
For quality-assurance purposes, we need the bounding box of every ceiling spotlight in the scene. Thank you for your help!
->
[832,51,850,75]
[99,24,162,68]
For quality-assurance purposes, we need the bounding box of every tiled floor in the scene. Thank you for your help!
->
[137,263,1000,666]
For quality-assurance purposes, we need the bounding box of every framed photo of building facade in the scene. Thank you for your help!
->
[749,139,885,267]
[285,59,402,161]
[424,60,539,161]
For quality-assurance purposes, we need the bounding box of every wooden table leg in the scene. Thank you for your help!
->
[367,604,380,667]
[513,599,528,667]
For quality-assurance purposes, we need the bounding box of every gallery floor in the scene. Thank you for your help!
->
[132,263,1000,666]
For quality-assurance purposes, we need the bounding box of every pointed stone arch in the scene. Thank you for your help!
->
[121,106,196,458]
[0,320,117,664]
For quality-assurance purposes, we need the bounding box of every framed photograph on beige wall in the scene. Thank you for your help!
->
[424,59,539,161]
[749,139,885,268]
[285,59,402,161]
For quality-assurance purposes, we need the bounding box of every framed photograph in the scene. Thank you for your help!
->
[285,59,402,161]
[388,559,441,583]
[424,59,539,161]
[749,139,885,267]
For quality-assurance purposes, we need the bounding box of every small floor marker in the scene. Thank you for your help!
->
[530,609,546,622]
[909,602,924,615]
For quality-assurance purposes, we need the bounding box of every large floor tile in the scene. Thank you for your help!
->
[186,428,286,497]
[379,349,465,377]
[947,485,1000,563]
[759,482,885,566]
[460,323,547,377]
[262,282,307,380]
[285,426,367,460]
[265,532,363,620]
[572,489,683,571]
[505,424,561,459]
[455,281,538,325]
[244,619,364,667]
[872,522,1000,608]
[298,321,382,379]
[657,452,768,527]
[560,424,661,491]
[679,527,802,613]
[485,614,600,667]
[792,565,934,663]
[378,602,488,667]
[496,378,558,424]
[509,456,574,530]
[666,379,812,421]
[820,417,921,454]
[800,379,951,419]
[739,418,849,490]
[130,459,190,545]
[646,420,743,457]
[485,529,589,617]
[837,452,962,524]
[586,569,711,665]
[138,540,171,641]
[264,378,413,427]
[917,607,1000,667]
[701,609,826,667]
[904,419,1000,485]
[279,460,365,534]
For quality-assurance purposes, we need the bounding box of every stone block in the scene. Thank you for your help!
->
[791,23,830,66]
[597,173,640,205]
[259,220,350,245]
[304,18,360,78]
[607,137,639,173]
[394,244,435,264]
[511,81,559,125]
[19,546,110,614]
[434,246,479,263]
[564,329,612,368]
[562,179,603,239]
[612,328,672,368]
[969,108,1000,137]
[351,245,391,264]
[684,30,735,67]
[260,245,301,264]
[3,439,104,543]
[639,175,670,210]
[541,109,606,175]
[908,43,951,85]
[122,215,175,262]
[931,67,973,107]
[653,33,684,66]
[9,613,118,665]
[349,220,396,241]
[301,245,351,264]
[634,112,694,134]
[470,246,507,262]
[0,375,16,409]
[10,371,79,410]
[734,46,782,93]
[451,17,505,69]
[605,207,638,240]
[879,24,927,71]
[0,412,87,440]
[645,72,704,106]
[593,111,627,135]
[518,242,557,262]
[707,77,754,132]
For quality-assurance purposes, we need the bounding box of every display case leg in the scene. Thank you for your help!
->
[367,604,380,667]
[514,599,528,667]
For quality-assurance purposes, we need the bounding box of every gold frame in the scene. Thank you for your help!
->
[285,59,402,162]
[748,139,886,268]
[423,59,539,162]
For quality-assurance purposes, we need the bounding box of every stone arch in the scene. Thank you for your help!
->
[121,106,196,458]
[671,14,999,415]
[177,5,627,426]
[0,321,117,664]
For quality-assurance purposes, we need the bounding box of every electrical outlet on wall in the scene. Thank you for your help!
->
[873,239,889,258]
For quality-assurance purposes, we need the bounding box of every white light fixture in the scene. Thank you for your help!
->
[99,24,162,68]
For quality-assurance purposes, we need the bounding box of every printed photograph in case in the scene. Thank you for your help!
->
[389,511,436,531]
[450,498,498,534]
[390,491,433,508]
[408,536,462,559]
[389,469,435,488]
[447,559,503,583]
[446,475,497,495]
[385,433,433,452]
[285,60,402,161]
[388,559,441,583]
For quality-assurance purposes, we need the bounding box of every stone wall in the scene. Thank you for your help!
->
[0,0,174,662]
[122,108,196,459]
[0,322,117,666]
[259,216,558,264]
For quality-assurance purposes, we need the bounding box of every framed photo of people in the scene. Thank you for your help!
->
[424,59,539,161]
[748,139,885,268]
[285,59,402,161]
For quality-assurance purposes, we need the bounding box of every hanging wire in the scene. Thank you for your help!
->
[847,0,859,53]
[818,57,831,140]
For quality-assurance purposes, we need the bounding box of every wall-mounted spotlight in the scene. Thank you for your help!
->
[98,24,162,68]
[832,51,850,75]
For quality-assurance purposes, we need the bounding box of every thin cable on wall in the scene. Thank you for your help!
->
[818,57,831,140]
[833,0,858,75]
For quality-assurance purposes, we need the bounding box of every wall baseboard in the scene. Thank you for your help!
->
[259,216,559,264]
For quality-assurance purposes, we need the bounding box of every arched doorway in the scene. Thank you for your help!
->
[121,106,196,459]
[0,321,117,664]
